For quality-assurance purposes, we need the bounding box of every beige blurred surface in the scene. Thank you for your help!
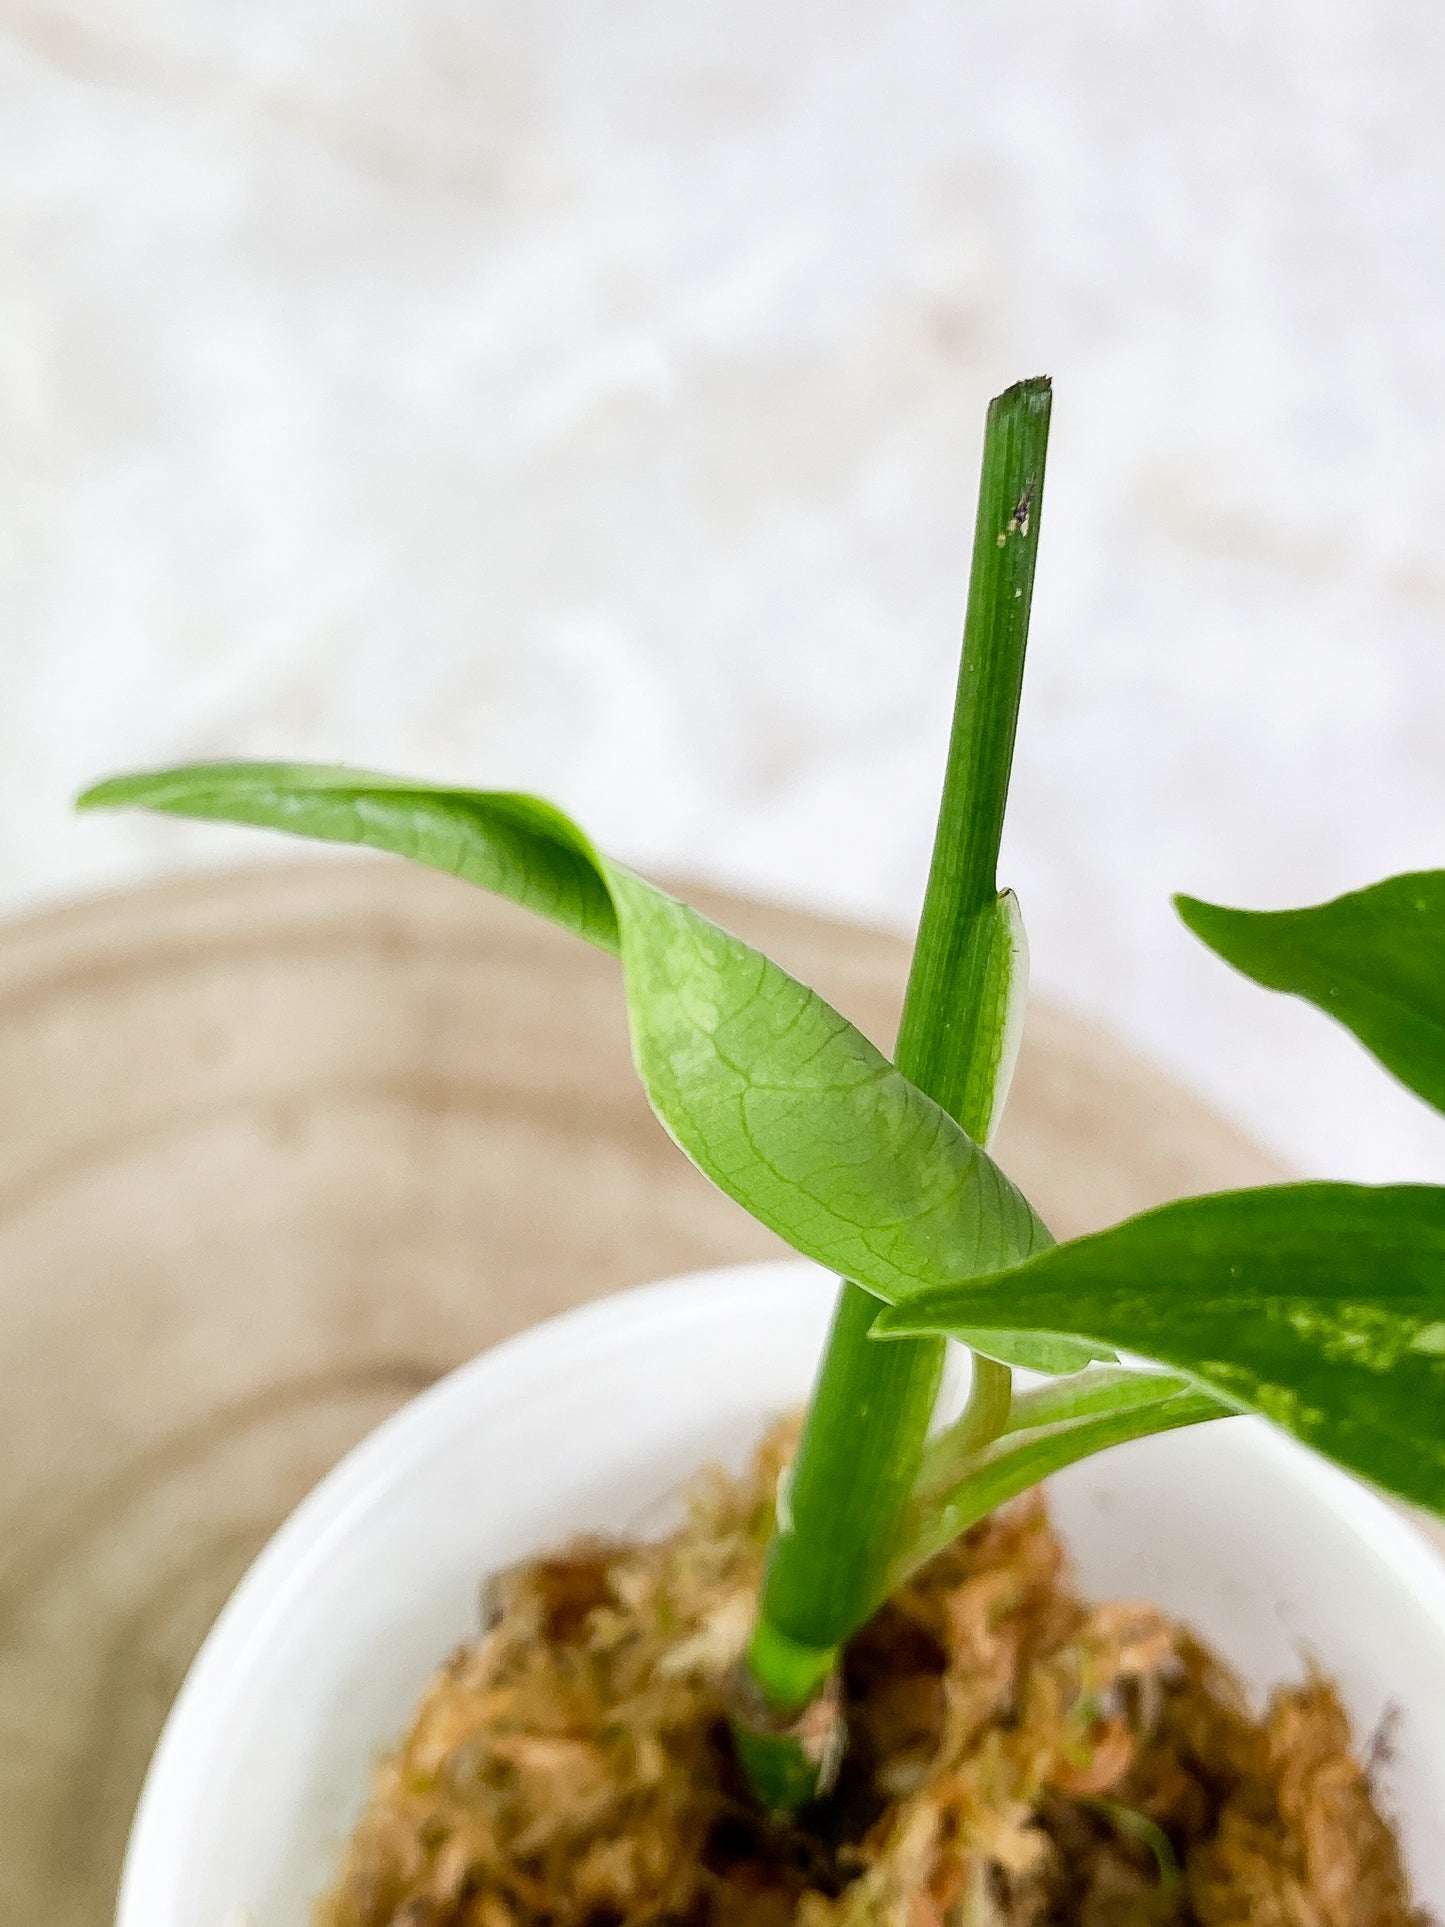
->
[0,856,1417,1925]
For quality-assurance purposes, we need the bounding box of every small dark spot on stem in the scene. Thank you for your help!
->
[999,485,1034,544]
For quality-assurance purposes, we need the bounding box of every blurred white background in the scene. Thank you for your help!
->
[4,1,1445,1183]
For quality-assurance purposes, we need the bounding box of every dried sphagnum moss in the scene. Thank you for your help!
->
[318,1426,1423,1927]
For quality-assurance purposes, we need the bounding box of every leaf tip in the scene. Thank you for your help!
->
[1173,892,1237,948]
[75,776,127,814]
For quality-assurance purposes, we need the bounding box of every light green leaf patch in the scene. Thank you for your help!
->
[1178,873,1445,1118]
[80,762,1102,1370]
[875,1182,1445,1515]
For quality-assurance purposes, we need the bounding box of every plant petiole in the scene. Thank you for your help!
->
[891,1384,1230,1587]
[736,377,1053,1797]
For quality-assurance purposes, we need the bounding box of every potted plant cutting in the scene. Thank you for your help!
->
[96,379,1445,1923]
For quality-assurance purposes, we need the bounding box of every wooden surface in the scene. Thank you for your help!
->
[0,858,1301,1925]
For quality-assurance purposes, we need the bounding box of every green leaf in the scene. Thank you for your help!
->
[874,1183,1445,1515]
[1177,873,1445,1117]
[79,762,1097,1364]
[84,764,623,951]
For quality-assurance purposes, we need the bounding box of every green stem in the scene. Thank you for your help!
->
[912,1357,1015,1505]
[738,379,1053,1768]
[910,1367,1201,1557]
[1001,1365,1195,1436]
[891,1388,1231,1586]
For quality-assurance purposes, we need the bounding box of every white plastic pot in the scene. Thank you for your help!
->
[118,1261,1445,1923]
